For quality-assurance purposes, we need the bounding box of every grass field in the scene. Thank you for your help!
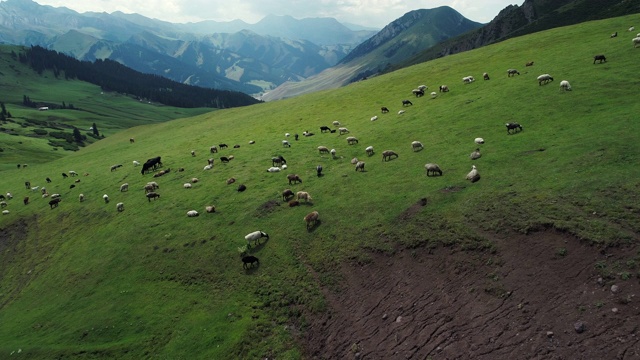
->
[1,14,640,358]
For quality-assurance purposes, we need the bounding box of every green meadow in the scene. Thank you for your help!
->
[1,14,640,358]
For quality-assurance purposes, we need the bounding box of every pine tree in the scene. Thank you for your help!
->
[73,127,84,144]
[92,123,99,137]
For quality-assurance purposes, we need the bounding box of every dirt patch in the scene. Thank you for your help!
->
[397,198,428,221]
[440,186,464,193]
[299,230,640,359]
[256,199,280,216]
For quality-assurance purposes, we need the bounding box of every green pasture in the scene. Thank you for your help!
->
[1,14,640,359]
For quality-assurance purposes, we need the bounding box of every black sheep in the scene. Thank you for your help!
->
[242,255,260,269]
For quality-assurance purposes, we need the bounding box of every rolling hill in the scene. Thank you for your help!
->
[1,14,640,359]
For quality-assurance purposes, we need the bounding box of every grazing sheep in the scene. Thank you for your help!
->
[220,156,230,163]
[204,164,213,170]
[382,150,399,162]
[402,100,413,106]
[41,187,47,194]
[0,195,4,201]
[287,174,302,185]
[332,120,341,126]
[320,125,331,133]
[418,85,427,91]
[285,133,291,137]
[439,85,449,92]
[330,149,336,158]
[191,178,199,183]
[537,74,554,85]
[210,145,218,153]
[470,148,482,160]
[398,110,405,115]
[294,134,299,140]
[245,231,269,248]
[282,164,288,170]
[483,72,490,80]
[318,146,330,154]
[412,89,424,97]
[24,181,31,189]
[242,255,260,269]
[146,192,160,202]
[233,144,240,148]
[69,171,78,177]
[507,69,520,76]
[237,184,247,192]
[249,140,255,144]
[289,200,300,207]
[355,161,365,172]
[129,138,135,143]
[304,210,319,230]
[79,194,85,202]
[296,191,312,202]
[526,61,534,67]
[103,194,109,203]
[46,177,52,183]
[411,141,424,152]
[365,146,374,156]
[351,157,359,164]
[302,131,314,137]
[611,32,618,38]
[316,165,323,177]
[206,205,215,213]
[346,136,359,145]
[593,55,607,64]
[51,193,61,199]
[474,137,485,144]
[62,172,68,178]
[630,26,635,32]
[227,177,236,185]
[462,76,475,83]
[267,167,281,173]
[282,140,291,147]
[116,202,124,212]
[42,193,50,198]
[633,37,640,48]
[338,127,349,135]
[6,193,12,200]
[2,210,8,215]
[145,181,159,192]
[0,201,6,208]
[49,198,61,209]
[23,196,29,205]
[381,107,389,113]
[69,184,76,189]
[31,186,39,192]
[187,210,199,217]
[430,92,437,99]
[425,163,443,176]
[219,144,228,149]
[133,160,140,166]
[184,183,192,189]
[120,183,129,192]
[560,80,572,91]
[371,115,378,121]
[282,189,294,201]
[506,122,523,134]
[110,164,123,172]
[207,158,215,166]
[466,165,481,183]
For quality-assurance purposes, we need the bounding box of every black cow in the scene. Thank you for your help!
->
[320,126,331,133]
[141,156,162,175]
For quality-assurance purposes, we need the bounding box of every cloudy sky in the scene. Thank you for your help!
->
[30,0,520,28]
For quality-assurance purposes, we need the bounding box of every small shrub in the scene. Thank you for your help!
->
[556,247,568,257]
[32,128,48,135]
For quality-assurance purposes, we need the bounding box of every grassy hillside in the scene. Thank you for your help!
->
[1,14,640,359]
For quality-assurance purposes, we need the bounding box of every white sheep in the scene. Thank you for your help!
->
[187,210,199,217]
[296,191,312,202]
[183,183,192,189]
[191,178,199,183]
[245,230,269,248]
[629,26,635,32]
[205,205,216,213]
[425,163,443,176]
[282,164,288,170]
[633,37,640,48]
[103,194,109,203]
[68,171,78,177]
[470,148,481,160]
[398,110,405,115]
[285,132,290,137]
[120,183,129,192]
[133,160,140,166]
[462,76,475,83]
[31,186,39,192]
[559,80,572,91]
[116,202,124,212]
[418,85,427,91]
[51,193,61,199]
[330,149,337,158]
[2,210,9,215]
[430,92,437,99]
[282,140,291,147]
[332,120,341,126]
[338,127,349,135]
[79,194,85,202]
[355,161,365,172]
[0,201,6,208]
[346,136,358,145]
[204,164,213,170]
[474,138,485,144]
[267,167,281,172]
[365,146,374,156]
[6,192,12,199]
[370,115,378,121]
[466,165,480,182]
[411,141,424,152]
[537,74,554,85]
[351,157,359,164]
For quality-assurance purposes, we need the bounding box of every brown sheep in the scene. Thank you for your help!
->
[287,174,302,185]
[296,191,312,202]
[226,177,236,185]
[146,192,160,202]
[289,200,300,207]
[282,189,294,201]
[382,150,399,162]
[304,210,319,230]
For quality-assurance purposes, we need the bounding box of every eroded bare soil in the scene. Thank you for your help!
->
[300,231,640,359]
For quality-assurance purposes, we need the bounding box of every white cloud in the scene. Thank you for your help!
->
[31,0,519,27]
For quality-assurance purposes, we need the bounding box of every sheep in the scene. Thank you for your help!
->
[302,131,314,137]
[145,181,159,192]
[338,127,349,135]
[6,193,12,200]
[412,89,424,97]
[633,37,640,48]
[133,160,140,166]
[110,164,122,171]
[245,231,269,248]
[411,141,424,152]
[0,195,4,201]
[318,146,330,154]
[25,181,31,189]
[237,184,247,192]
[45,177,52,183]
[382,150,399,162]
[611,31,618,38]
[249,140,255,144]
[506,122,523,134]
[593,55,607,64]
[630,26,635,32]
[537,74,554,85]
[285,133,291,137]
[220,156,230,163]
[320,125,331,133]
[289,200,300,207]
[184,183,192,189]
[282,164,288,169]
[430,92,437,99]
[120,183,129,192]
[330,149,336,158]
[483,72,490,80]
[466,165,480,183]
[207,158,215,166]
[507,69,520,76]
[282,140,291,147]
[282,189,294,201]
[103,194,109,203]
[146,192,160,202]
[116,202,124,212]
[287,174,302,185]
[190,178,199,183]
[51,193,61,199]
[381,107,389,113]
[79,194,85,202]
[42,193,50,198]
[242,255,260,269]
[470,148,482,160]
[560,80,572,91]
[462,76,475,83]
[304,210,319,230]
[210,145,218,153]
[425,163,443,176]
[351,157,359,164]
[203,164,213,170]
[205,205,216,213]
[187,210,199,217]
[316,165,323,177]
[31,186,39,192]
[526,61,534,66]
[0,201,6,208]
[23,197,29,205]
[129,138,135,143]
[48,198,61,209]
[418,85,427,91]
[439,85,449,92]
[2,210,8,215]
[227,177,236,185]
[68,171,78,177]
[402,100,413,106]
[370,115,378,121]
[332,120,341,126]
[267,167,281,173]
[346,136,359,145]
[296,191,312,202]
[41,187,47,194]
[365,146,374,156]
[355,161,365,172]
[474,138,485,144]
[219,144,228,149]
[398,110,405,115]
